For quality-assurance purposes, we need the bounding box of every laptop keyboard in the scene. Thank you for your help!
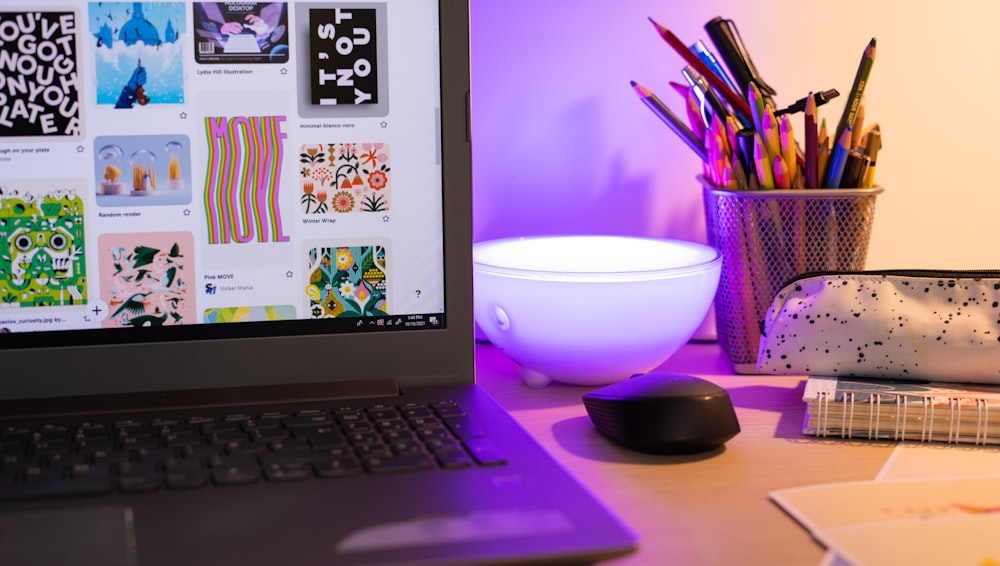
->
[0,400,507,500]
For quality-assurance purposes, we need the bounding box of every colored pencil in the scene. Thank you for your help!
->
[832,38,876,157]
[631,81,707,161]
[761,105,780,166]
[773,155,791,189]
[862,128,881,188]
[804,91,818,188]
[779,114,798,187]
[824,126,852,188]
[850,101,865,150]
[753,133,775,189]
[648,18,754,124]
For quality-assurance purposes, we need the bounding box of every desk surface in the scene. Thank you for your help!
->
[474,341,896,565]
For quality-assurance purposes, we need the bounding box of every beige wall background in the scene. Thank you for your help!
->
[470,0,1000,270]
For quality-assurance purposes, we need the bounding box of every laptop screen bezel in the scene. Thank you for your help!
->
[0,0,474,401]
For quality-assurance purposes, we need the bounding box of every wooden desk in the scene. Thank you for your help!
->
[474,341,896,565]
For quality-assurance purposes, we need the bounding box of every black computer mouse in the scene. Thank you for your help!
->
[582,372,740,455]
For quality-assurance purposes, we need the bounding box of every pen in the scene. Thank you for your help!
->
[773,89,840,117]
[689,39,740,95]
[839,150,866,187]
[832,38,876,158]
[631,81,707,161]
[648,18,754,125]
[735,128,757,187]
[703,16,778,106]
[681,66,729,124]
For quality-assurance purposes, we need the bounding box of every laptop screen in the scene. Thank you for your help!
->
[0,1,473,400]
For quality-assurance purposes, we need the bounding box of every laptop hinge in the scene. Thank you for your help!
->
[0,379,401,419]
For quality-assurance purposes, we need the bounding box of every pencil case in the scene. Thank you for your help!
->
[756,270,1000,384]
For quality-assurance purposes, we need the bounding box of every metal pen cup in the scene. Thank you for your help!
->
[701,176,883,373]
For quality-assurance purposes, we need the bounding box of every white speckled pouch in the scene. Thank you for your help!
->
[756,270,1000,383]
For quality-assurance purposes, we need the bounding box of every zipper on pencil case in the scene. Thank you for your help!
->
[777,269,1000,290]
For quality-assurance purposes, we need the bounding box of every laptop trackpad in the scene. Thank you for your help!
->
[0,506,137,566]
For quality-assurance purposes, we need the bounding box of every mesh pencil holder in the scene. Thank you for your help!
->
[701,176,883,373]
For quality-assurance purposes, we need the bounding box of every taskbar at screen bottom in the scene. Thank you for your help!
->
[0,312,447,350]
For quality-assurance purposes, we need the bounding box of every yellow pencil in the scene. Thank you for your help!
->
[753,134,775,189]
[850,101,865,150]
[761,106,780,166]
[862,128,881,188]
[779,114,798,187]
[817,136,830,186]
[817,117,829,183]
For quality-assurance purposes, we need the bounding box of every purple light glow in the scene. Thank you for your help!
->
[469,1,712,246]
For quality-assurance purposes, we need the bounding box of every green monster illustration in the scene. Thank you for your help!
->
[0,189,87,307]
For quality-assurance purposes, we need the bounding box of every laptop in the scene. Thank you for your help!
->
[0,1,637,564]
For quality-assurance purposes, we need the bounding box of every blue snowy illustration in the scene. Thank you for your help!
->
[89,2,186,107]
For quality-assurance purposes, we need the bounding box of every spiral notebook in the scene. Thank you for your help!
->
[803,376,1000,445]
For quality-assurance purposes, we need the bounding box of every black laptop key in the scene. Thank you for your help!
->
[388,440,425,456]
[164,434,202,449]
[433,403,466,418]
[348,431,382,446]
[46,453,88,470]
[249,427,288,442]
[183,444,221,461]
[0,472,112,500]
[117,461,160,493]
[258,448,322,466]
[263,463,311,482]
[119,476,160,492]
[121,436,161,451]
[31,439,69,456]
[435,450,473,469]
[342,421,375,433]
[313,457,361,478]
[442,415,485,439]
[425,437,462,453]
[375,418,409,432]
[76,437,115,453]
[165,468,208,490]
[283,415,333,428]
[354,444,392,458]
[367,407,397,419]
[416,427,451,441]
[307,431,346,449]
[401,406,433,419]
[136,446,176,462]
[225,440,268,456]
[91,449,131,467]
[211,466,259,486]
[363,454,435,474]
[463,438,507,466]
[210,430,248,444]
[382,429,417,443]
[210,455,259,485]
[24,465,64,483]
